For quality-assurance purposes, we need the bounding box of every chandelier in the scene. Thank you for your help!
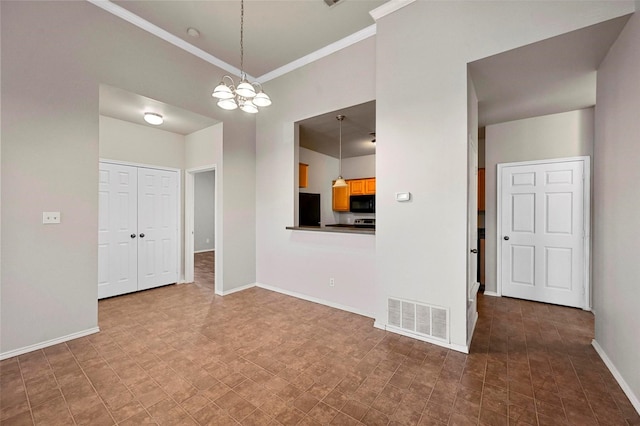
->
[212,0,271,113]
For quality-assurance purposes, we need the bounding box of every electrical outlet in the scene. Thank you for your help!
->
[42,211,61,224]
[329,278,335,287]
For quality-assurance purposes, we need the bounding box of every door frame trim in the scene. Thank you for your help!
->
[496,156,591,309]
[185,165,220,294]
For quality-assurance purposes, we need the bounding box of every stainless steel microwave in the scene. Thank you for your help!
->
[350,194,375,213]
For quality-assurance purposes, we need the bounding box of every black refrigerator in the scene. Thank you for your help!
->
[299,193,320,227]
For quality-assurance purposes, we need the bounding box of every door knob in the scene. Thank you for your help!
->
[139,233,145,238]
[470,249,478,253]
[130,234,136,239]
[504,236,510,241]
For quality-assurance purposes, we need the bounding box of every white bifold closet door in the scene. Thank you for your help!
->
[98,162,178,299]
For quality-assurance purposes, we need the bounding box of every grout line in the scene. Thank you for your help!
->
[15,355,37,426]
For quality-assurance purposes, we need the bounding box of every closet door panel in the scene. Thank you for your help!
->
[137,168,178,290]
[98,163,138,299]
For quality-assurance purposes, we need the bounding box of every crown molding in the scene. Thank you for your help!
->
[87,0,377,85]
[86,0,253,80]
[369,0,416,21]
[257,24,376,83]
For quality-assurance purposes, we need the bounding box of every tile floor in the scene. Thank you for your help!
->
[1,254,638,425]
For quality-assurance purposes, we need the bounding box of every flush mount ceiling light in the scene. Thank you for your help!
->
[211,0,271,114]
[333,115,348,188]
[143,112,163,125]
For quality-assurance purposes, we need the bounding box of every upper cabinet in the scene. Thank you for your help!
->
[333,177,376,211]
[364,178,376,194]
[299,163,308,188]
[349,178,376,195]
[478,168,485,211]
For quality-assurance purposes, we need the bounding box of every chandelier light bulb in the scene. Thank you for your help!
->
[212,82,234,99]
[217,98,238,110]
[252,91,272,107]
[236,80,257,98]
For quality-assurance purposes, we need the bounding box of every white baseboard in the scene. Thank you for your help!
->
[194,249,215,254]
[380,323,470,354]
[592,339,640,414]
[467,311,478,348]
[255,282,375,319]
[483,291,500,297]
[0,327,100,361]
[216,282,256,296]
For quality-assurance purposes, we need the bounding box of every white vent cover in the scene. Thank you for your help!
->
[387,297,449,342]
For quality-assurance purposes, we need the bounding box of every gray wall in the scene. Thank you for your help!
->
[194,171,215,252]
[594,9,640,410]
[484,108,594,295]
[1,1,255,356]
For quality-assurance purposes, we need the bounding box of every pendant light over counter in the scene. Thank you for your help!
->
[333,115,348,188]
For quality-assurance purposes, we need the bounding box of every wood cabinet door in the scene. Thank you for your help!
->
[349,179,364,195]
[478,168,485,211]
[333,184,350,211]
[364,178,376,194]
[299,163,308,188]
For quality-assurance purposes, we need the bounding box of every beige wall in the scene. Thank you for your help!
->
[484,108,594,295]
[593,10,640,410]
[99,115,185,169]
[1,1,254,356]
[256,37,377,317]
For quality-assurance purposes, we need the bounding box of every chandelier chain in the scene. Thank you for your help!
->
[240,0,244,78]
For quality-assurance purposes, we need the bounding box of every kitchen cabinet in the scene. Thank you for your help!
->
[332,183,350,211]
[364,178,376,194]
[349,179,365,195]
[98,162,179,299]
[478,168,485,211]
[349,178,376,195]
[299,163,308,188]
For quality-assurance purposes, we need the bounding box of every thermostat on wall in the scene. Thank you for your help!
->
[395,192,411,202]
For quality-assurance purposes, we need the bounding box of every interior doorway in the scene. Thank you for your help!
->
[497,156,591,309]
[185,165,219,293]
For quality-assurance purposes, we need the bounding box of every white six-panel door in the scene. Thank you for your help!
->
[500,158,587,308]
[137,168,178,290]
[99,162,178,299]
[98,164,138,299]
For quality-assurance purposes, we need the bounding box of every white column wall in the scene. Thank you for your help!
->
[256,37,377,317]
[593,9,640,412]
[373,1,632,349]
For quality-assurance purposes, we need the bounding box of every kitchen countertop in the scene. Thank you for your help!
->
[286,225,375,235]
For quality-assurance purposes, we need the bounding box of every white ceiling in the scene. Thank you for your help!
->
[99,85,219,135]
[92,1,632,149]
[299,101,376,159]
[470,15,631,127]
[111,0,386,79]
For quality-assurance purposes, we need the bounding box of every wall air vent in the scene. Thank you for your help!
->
[387,297,449,342]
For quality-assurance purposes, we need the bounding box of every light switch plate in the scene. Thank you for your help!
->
[395,192,411,202]
[43,212,61,224]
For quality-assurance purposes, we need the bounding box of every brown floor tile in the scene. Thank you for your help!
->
[3,259,639,426]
